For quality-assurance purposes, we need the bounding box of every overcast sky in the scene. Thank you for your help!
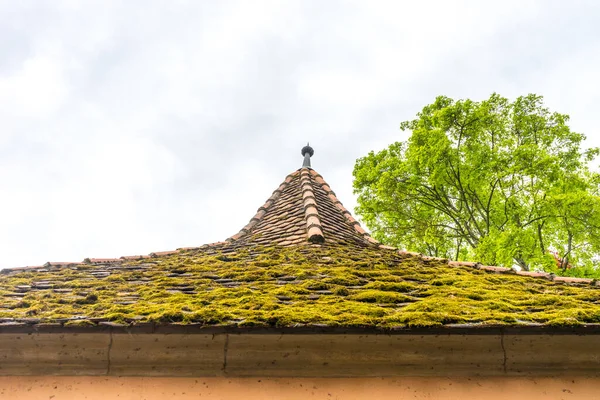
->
[1,0,599,268]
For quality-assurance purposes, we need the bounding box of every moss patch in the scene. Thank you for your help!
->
[0,244,599,328]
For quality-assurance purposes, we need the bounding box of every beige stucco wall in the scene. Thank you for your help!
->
[1,376,599,399]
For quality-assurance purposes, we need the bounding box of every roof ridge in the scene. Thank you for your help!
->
[394,251,600,286]
[308,169,379,246]
[1,247,207,273]
[300,168,324,243]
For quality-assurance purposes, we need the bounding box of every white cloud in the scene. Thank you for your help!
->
[0,54,68,118]
[0,0,599,268]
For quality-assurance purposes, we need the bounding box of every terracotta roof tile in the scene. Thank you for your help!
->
[478,265,511,273]
[399,250,422,257]
[554,276,594,284]
[120,255,151,260]
[86,258,121,264]
[150,250,178,257]
[516,270,550,278]
[43,262,81,267]
[448,260,479,267]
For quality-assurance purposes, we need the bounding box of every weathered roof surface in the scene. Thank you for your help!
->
[1,157,600,331]
[226,168,379,248]
[1,240,599,330]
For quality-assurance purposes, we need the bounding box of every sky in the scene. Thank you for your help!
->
[1,0,599,268]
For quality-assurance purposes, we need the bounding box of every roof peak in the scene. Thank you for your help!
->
[227,166,379,247]
[301,143,314,168]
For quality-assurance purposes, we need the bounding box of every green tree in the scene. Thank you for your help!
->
[353,93,600,274]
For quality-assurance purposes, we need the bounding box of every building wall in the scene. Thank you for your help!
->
[1,377,599,400]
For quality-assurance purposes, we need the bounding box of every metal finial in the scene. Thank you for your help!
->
[301,143,314,168]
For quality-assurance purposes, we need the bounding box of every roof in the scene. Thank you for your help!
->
[226,167,378,247]
[1,149,600,331]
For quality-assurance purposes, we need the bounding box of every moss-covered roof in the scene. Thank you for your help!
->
[1,243,599,329]
[1,164,599,330]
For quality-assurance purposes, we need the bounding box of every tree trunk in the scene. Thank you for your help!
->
[562,232,573,271]
[514,256,529,271]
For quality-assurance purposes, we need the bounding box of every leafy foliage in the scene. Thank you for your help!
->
[354,93,600,273]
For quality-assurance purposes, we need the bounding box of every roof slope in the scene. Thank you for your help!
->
[1,148,599,330]
[1,243,599,329]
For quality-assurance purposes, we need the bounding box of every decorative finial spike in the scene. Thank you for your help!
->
[301,143,314,168]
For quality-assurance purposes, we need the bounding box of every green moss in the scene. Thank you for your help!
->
[363,281,419,293]
[75,293,98,305]
[0,244,599,328]
[302,280,330,290]
[333,287,349,296]
[384,311,466,328]
[349,290,413,304]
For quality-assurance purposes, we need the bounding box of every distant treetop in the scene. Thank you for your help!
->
[353,93,600,276]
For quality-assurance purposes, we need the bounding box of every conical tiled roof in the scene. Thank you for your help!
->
[0,146,599,331]
[226,168,379,248]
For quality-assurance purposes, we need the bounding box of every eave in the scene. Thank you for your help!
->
[1,325,600,377]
